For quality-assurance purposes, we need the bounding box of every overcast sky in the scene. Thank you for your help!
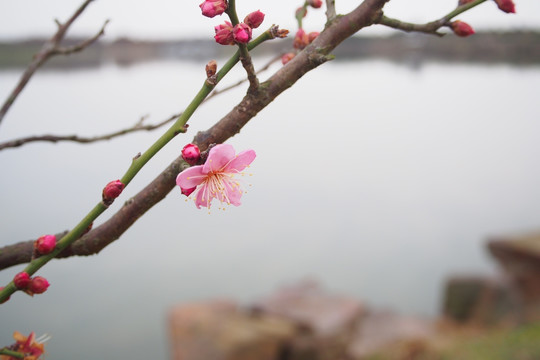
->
[0,0,538,40]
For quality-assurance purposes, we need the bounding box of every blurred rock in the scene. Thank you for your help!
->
[441,275,518,325]
[252,279,366,360]
[348,309,434,359]
[168,299,296,360]
[488,232,540,322]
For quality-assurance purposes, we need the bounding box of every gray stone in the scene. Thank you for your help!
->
[168,299,296,360]
[488,232,540,322]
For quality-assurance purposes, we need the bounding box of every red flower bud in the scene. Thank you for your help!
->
[182,144,201,166]
[494,0,515,13]
[35,234,56,255]
[458,0,475,5]
[102,180,125,205]
[293,28,309,50]
[244,10,265,29]
[450,20,475,37]
[181,187,196,196]
[14,272,31,289]
[28,276,50,294]
[199,0,227,18]
[281,52,296,65]
[214,21,235,45]
[308,0,323,8]
[0,287,10,303]
[308,31,320,43]
[233,23,252,44]
[295,7,308,19]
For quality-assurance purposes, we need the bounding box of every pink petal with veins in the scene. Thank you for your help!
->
[176,165,205,189]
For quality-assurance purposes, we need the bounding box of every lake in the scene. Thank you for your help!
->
[1,57,539,359]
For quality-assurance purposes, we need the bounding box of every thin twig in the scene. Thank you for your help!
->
[325,0,337,23]
[0,0,108,128]
[376,0,488,36]
[0,56,281,151]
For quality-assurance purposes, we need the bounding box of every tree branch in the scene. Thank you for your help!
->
[0,0,108,127]
[0,0,389,270]
[325,0,337,22]
[376,0,488,36]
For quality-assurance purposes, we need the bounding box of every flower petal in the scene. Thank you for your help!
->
[203,144,235,173]
[224,149,256,173]
[176,165,206,189]
[194,183,213,209]
[224,180,243,206]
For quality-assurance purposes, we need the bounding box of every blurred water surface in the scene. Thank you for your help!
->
[0,58,539,359]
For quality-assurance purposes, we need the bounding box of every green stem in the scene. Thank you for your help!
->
[0,29,275,305]
[444,0,488,22]
[0,348,25,359]
[296,2,309,29]
[226,0,240,26]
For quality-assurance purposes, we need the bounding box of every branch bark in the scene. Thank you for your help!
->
[0,0,389,270]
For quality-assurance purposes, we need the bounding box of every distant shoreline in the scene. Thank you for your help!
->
[1,31,539,69]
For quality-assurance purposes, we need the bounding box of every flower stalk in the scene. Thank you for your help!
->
[0,348,25,359]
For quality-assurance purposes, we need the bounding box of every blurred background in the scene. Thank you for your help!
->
[1,1,539,359]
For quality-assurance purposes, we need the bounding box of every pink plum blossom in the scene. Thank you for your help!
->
[176,144,255,209]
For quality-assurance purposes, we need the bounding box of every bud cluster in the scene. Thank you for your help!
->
[13,271,50,297]
[281,29,320,65]
[213,9,266,45]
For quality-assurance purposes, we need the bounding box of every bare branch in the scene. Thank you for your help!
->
[325,0,337,22]
[376,0,488,36]
[0,0,389,270]
[0,0,108,127]
[0,56,281,151]
[377,15,446,36]
[51,20,110,56]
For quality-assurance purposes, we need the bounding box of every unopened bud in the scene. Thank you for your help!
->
[308,0,323,8]
[233,23,252,44]
[35,234,56,255]
[28,276,50,294]
[182,144,201,165]
[308,31,320,43]
[181,187,196,196]
[244,10,265,29]
[199,0,227,18]
[214,21,235,45]
[295,7,308,20]
[102,180,125,205]
[281,52,296,65]
[14,272,31,289]
[494,0,515,13]
[293,28,309,50]
[450,20,475,37]
[271,26,289,39]
[206,60,217,78]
